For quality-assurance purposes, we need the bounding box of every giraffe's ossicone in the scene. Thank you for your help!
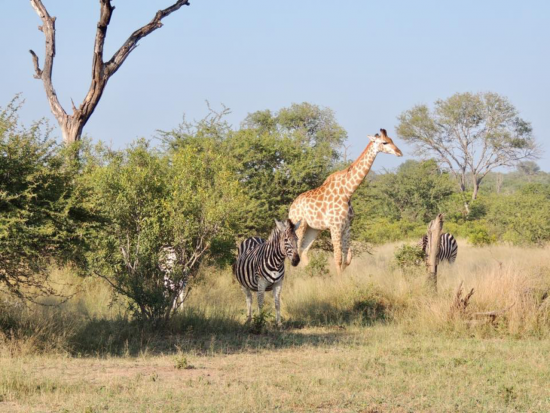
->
[289,128,403,275]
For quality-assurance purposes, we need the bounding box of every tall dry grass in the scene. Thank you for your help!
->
[292,241,550,337]
[183,240,550,337]
[1,242,549,356]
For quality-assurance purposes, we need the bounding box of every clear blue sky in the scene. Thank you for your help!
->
[1,0,549,171]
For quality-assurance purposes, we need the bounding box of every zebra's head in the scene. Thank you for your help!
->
[367,128,403,157]
[275,219,301,266]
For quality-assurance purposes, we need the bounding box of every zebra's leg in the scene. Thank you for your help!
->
[272,279,283,327]
[330,226,344,276]
[242,286,253,323]
[300,227,320,267]
[257,277,269,315]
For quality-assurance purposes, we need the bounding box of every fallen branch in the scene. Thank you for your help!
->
[472,302,516,324]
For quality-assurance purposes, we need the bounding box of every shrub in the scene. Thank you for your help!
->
[86,139,247,325]
[355,217,424,245]
[394,244,425,268]
[486,188,550,246]
[305,251,330,277]
[0,97,93,300]
[468,227,496,246]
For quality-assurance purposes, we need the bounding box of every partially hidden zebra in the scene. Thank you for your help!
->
[417,233,458,264]
[159,246,188,311]
[233,219,301,325]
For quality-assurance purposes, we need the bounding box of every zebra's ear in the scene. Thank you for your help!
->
[293,220,301,230]
[275,219,286,232]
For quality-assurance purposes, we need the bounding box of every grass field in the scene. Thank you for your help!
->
[1,241,550,412]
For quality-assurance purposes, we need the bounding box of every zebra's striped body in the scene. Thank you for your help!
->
[159,246,188,311]
[418,233,458,264]
[233,219,301,325]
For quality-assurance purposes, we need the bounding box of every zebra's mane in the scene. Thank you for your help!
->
[266,226,283,244]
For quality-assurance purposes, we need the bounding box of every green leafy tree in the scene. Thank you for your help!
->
[352,160,455,244]
[87,139,245,324]
[162,103,346,237]
[397,92,540,201]
[0,98,92,300]
[486,184,550,245]
[244,102,347,153]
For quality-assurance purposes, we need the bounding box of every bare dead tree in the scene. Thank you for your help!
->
[29,0,190,144]
[397,92,541,202]
[426,213,443,291]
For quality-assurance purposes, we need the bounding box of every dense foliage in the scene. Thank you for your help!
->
[1,98,549,323]
[162,103,346,235]
[84,139,246,323]
[0,98,92,300]
[397,92,539,200]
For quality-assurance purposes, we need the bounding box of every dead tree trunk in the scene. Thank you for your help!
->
[29,0,190,145]
[426,213,443,291]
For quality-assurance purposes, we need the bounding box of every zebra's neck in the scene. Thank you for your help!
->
[266,228,286,264]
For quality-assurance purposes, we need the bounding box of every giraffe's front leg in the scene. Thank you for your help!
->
[272,279,283,327]
[294,221,308,263]
[343,204,354,269]
[300,227,320,268]
[242,286,253,323]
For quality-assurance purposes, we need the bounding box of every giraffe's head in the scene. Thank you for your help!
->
[275,219,301,266]
[368,128,403,157]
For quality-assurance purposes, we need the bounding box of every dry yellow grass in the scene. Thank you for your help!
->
[1,242,550,411]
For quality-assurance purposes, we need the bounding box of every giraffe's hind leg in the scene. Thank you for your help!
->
[341,223,352,270]
[300,226,320,267]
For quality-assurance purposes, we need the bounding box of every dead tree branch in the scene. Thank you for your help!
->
[472,303,516,324]
[450,281,475,315]
[426,213,443,291]
[29,0,190,144]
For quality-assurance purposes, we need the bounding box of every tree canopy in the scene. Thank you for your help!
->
[397,92,540,200]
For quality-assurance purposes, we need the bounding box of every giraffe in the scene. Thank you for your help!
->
[288,129,403,275]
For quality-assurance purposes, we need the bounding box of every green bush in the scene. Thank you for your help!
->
[305,251,330,277]
[355,217,424,245]
[0,97,93,299]
[394,244,425,268]
[468,227,496,246]
[486,187,550,246]
[85,139,247,324]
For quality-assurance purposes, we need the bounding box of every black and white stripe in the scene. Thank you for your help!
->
[418,233,458,264]
[233,219,301,325]
[159,246,188,311]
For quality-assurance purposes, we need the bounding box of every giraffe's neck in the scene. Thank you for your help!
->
[341,142,377,197]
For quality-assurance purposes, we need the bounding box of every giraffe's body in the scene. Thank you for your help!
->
[289,129,403,274]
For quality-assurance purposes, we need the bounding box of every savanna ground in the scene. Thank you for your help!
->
[2,242,550,412]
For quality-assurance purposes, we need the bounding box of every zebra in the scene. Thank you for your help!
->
[417,233,458,264]
[158,246,188,311]
[233,219,301,326]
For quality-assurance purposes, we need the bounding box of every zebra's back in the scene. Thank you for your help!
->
[419,233,458,264]
[438,233,458,263]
